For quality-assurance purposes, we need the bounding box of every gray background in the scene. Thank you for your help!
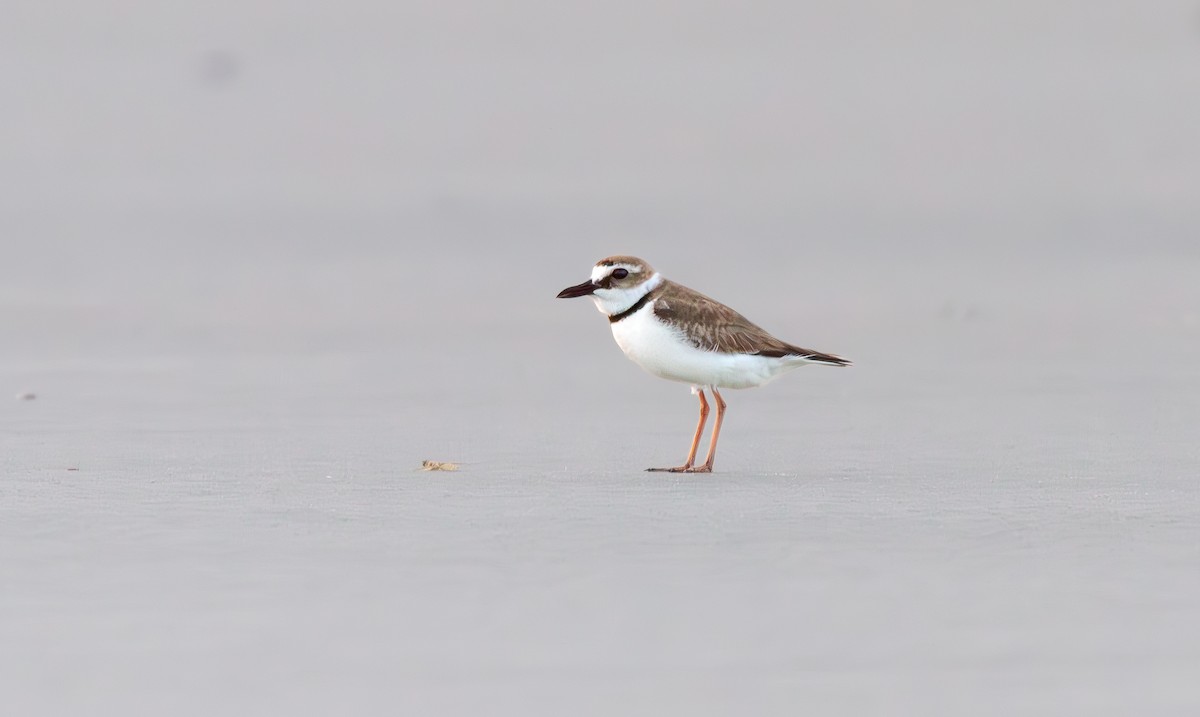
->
[3,1,1199,714]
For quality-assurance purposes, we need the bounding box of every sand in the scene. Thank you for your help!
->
[3,2,1200,715]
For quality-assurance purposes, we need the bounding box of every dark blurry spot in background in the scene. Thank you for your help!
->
[198,50,240,87]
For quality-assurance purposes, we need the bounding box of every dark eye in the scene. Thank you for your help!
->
[612,268,629,279]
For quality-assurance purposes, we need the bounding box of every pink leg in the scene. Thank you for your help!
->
[695,388,726,472]
[647,389,709,472]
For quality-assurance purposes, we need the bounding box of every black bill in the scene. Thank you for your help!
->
[556,279,597,298]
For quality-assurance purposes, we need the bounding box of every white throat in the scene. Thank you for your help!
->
[590,272,663,317]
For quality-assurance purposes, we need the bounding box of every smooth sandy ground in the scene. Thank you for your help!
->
[4,2,1200,715]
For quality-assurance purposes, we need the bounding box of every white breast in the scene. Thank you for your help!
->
[608,301,805,389]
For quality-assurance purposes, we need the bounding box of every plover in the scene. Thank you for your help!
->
[557,255,850,473]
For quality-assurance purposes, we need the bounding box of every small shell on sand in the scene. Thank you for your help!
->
[420,460,459,472]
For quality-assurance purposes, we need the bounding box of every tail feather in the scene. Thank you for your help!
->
[757,345,852,366]
[802,351,852,366]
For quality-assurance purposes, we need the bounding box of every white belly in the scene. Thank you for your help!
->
[608,302,804,389]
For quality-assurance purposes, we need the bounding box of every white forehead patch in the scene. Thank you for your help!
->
[590,263,643,282]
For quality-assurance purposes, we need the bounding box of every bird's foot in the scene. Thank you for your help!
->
[646,465,712,473]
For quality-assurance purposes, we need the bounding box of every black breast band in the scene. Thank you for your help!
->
[608,292,653,323]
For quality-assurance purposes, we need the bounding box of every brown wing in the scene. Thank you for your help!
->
[653,280,851,365]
